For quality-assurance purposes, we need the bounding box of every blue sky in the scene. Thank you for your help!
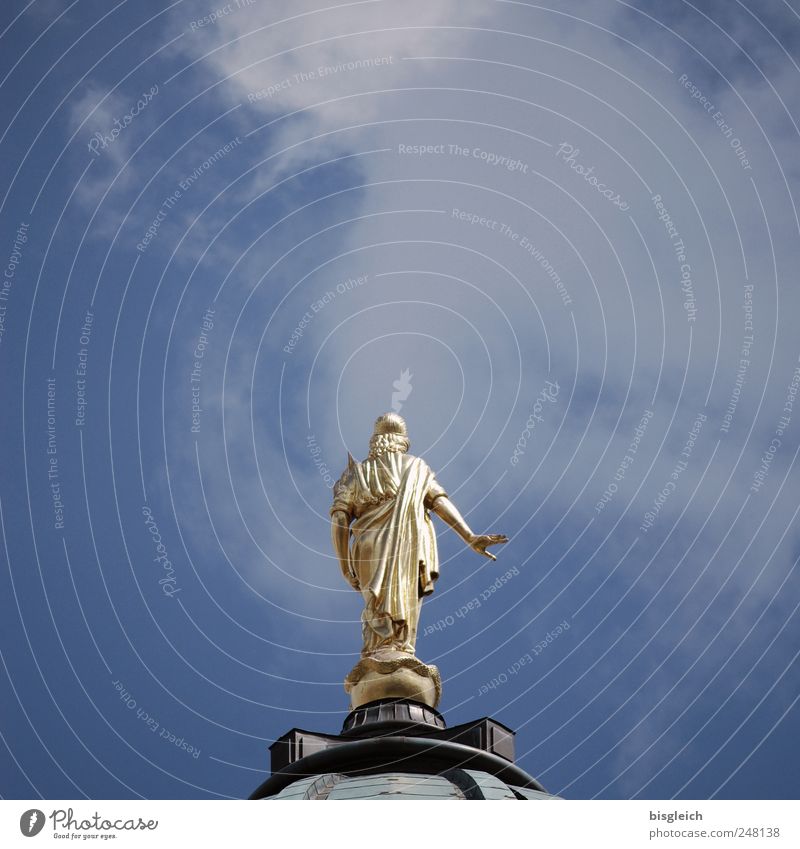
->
[1,0,799,800]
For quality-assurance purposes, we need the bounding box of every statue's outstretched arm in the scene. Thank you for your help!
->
[430,496,508,561]
[331,509,359,589]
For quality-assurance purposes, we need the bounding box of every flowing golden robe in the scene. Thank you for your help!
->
[331,451,446,655]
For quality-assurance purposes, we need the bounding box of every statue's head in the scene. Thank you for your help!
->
[368,412,410,458]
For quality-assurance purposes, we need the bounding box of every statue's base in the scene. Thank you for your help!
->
[344,650,441,709]
[249,698,557,800]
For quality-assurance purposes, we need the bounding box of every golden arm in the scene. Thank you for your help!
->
[331,509,359,589]
[430,496,508,561]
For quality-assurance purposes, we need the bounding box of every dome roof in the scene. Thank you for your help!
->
[251,699,558,801]
[268,769,557,800]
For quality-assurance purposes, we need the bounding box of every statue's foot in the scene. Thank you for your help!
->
[361,644,414,661]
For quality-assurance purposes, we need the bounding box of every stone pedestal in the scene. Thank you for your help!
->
[344,649,442,709]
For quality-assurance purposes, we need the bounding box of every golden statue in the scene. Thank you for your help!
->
[330,412,507,708]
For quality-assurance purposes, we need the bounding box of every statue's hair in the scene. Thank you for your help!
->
[368,431,410,458]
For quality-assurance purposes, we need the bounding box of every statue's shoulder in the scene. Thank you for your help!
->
[400,452,421,469]
[332,454,358,499]
[400,452,435,475]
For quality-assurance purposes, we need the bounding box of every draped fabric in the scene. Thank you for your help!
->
[331,451,446,654]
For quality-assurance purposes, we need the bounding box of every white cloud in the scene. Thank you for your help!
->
[151,4,800,783]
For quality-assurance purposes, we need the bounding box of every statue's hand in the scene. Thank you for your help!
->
[469,533,509,561]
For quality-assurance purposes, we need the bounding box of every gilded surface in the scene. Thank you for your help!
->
[331,413,507,672]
